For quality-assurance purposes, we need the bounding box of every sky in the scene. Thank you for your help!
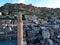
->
[0,0,60,8]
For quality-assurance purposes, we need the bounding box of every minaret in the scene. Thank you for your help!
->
[17,12,23,45]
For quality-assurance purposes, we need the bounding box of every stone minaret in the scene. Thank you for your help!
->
[17,12,23,45]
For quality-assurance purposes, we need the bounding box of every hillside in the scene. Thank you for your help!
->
[0,3,60,17]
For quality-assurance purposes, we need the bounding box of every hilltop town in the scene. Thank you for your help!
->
[0,3,60,45]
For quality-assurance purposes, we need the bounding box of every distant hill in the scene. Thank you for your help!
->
[0,3,60,17]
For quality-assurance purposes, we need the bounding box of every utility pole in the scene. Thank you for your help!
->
[17,12,23,45]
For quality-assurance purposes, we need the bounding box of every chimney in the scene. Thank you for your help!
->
[17,12,23,45]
